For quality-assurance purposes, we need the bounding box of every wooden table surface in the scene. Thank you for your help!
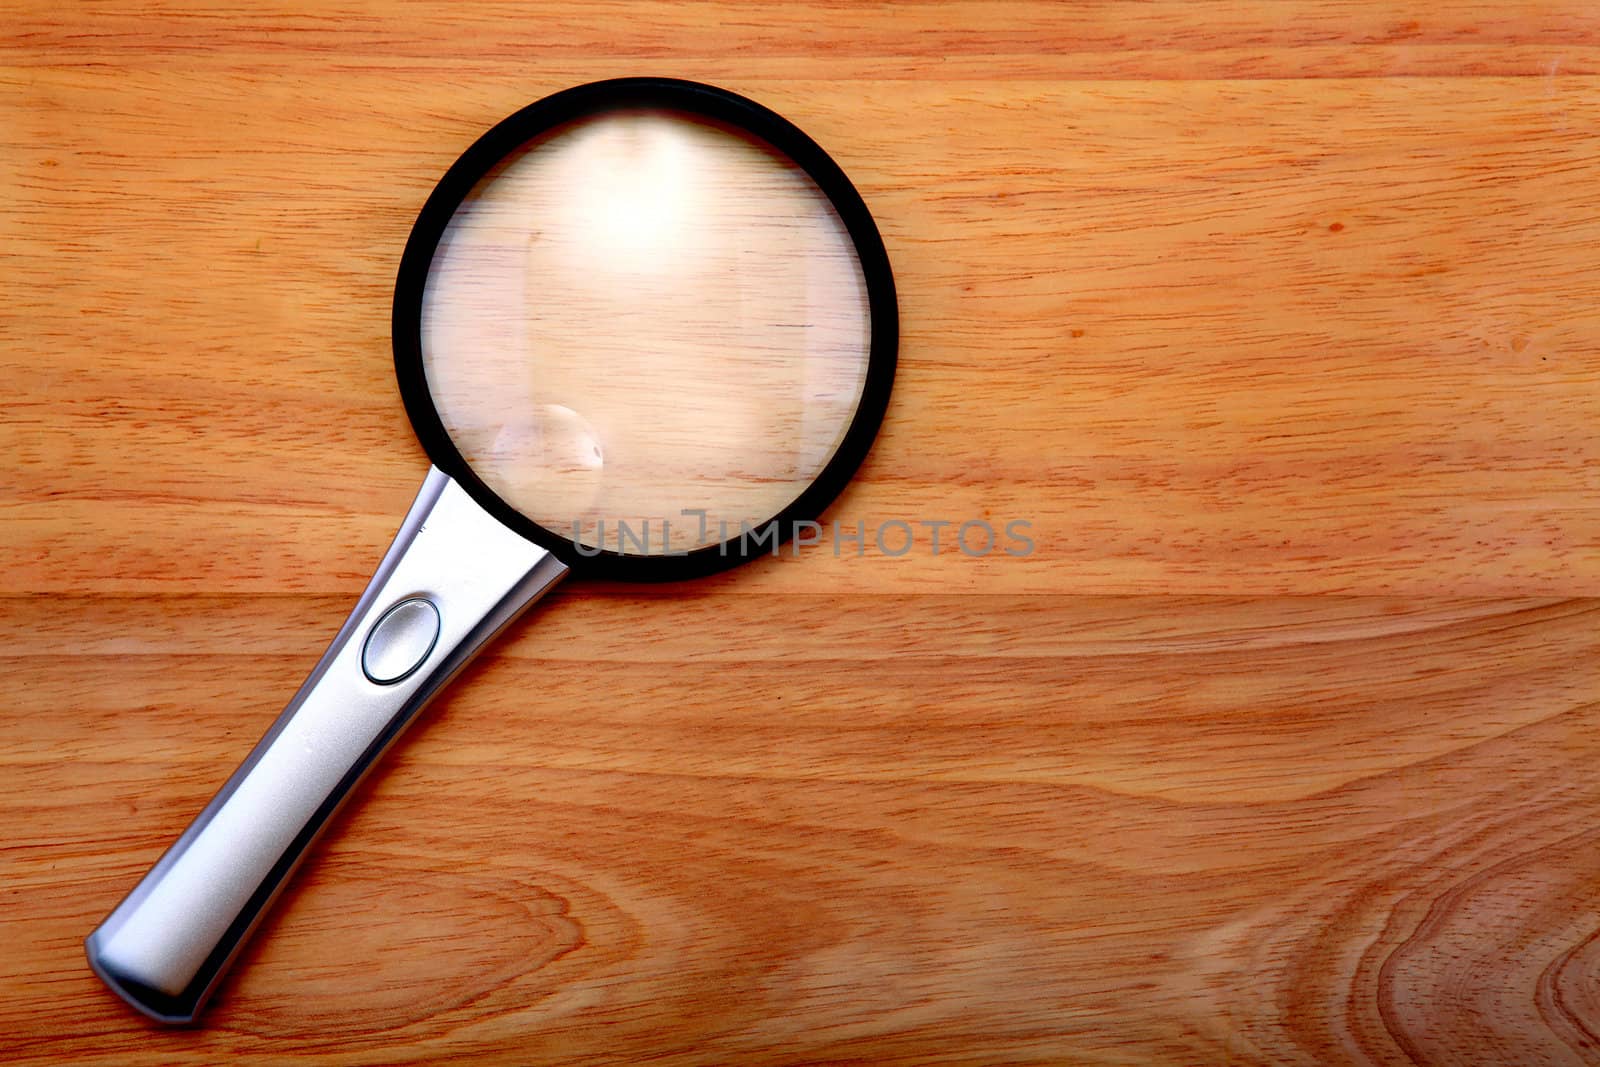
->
[5,3,1600,1063]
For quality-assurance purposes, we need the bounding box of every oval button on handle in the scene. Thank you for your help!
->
[362,598,441,684]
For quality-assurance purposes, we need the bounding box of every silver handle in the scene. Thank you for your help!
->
[85,467,569,1023]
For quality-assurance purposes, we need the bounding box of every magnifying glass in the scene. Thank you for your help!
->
[85,78,897,1024]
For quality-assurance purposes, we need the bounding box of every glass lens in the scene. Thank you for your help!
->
[419,108,872,556]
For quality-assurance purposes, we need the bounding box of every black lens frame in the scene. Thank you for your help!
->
[392,78,898,582]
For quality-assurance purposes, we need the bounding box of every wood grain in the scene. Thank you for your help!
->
[4,3,1600,1063]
